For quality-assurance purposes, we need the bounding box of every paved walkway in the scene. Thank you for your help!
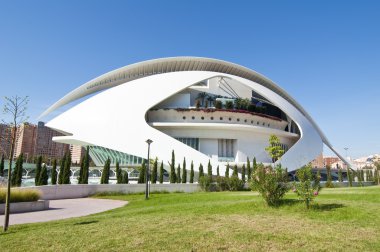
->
[0,198,127,226]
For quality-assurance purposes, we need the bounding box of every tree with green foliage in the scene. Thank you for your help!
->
[62,152,72,184]
[58,154,66,184]
[11,153,23,187]
[241,164,246,183]
[100,158,110,184]
[51,159,57,185]
[39,164,48,185]
[198,163,204,180]
[138,161,146,184]
[253,157,257,174]
[247,157,251,181]
[325,165,334,188]
[0,154,4,177]
[190,161,194,183]
[122,171,129,184]
[265,135,285,162]
[225,163,230,178]
[232,165,238,177]
[169,150,176,183]
[182,158,187,183]
[207,160,212,181]
[358,169,363,186]
[116,161,122,184]
[176,164,181,183]
[216,165,220,177]
[82,146,90,184]
[159,161,164,184]
[338,168,343,182]
[78,156,84,184]
[35,155,42,186]
[374,163,379,185]
[151,158,158,184]
[293,164,321,209]
[347,167,353,187]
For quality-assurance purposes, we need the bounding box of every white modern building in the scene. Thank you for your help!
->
[40,57,349,175]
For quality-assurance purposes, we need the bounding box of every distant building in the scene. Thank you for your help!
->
[70,144,85,164]
[311,153,324,168]
[0,123,11,158]
[13,123,37,162]
[324,156,340,167]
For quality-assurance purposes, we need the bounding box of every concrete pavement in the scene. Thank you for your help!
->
[0,198,127,226]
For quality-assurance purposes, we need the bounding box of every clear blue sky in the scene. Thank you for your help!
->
[1,0,379,158]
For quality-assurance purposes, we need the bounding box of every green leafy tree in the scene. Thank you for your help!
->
[151,158,158,184]
[39,164,48,186]
[116,161,122,184]
[374,163,379,185]
[177,164,181,183]
[265,135,285,162]
[338,168,343,182]
[159,161,164,184]
[293,164,321,209]
[11,153,23,187]
[253,157,257,174]
[51,159,57,185]
[232,165,238,177]
[325,165,334,188]
[35,155,42,186]
[82,146,90,184]
[225,163,230,178]
[358,169,363,186]
[169,150,176,183]
[63,152,71,184]
[216,165,220,177]
[100,158,110,184]
[190,161,194,183]
[58,154,66,184]
[207,160,212,182]
[0,154,4,177]
[347,167,353,187]
[182,157,187,183]
[247,157,251,181]
[241,164,246,183]
[138,161,146,184]
[78,156,84,184]
[198,163,204,180]
[122,171,129,184]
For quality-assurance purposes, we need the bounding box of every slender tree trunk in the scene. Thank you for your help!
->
[4,125,17,232]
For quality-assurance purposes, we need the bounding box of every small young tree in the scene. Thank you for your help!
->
[58,155,66,184]
[11,153,23,187]
[225,163,230,178]
[35,155,42,186]
[293,164,321,209]
[0,154,4,177]
[63,152,72,184]
[207,160,212,182]
[169,150,176,183]
[116,161,122,184]
[247,157,251,181]
[122,171,129,184]
[253,157,257,174]
[232,165,238,177]
[241,164,246,183]
[39,164,48,186]
[265,135,285,162]
[325,165,334,188]
[216,165,220,177]
[358,169,363,186]
[51,159,57,185]
[82,146,90,184]
[177,164,181,183]
[78,156,84,184]
[138,161,146,184]
[190,161,194,183]
[338,168,343,182]
[100,158,110,184]
[374,163,379,185]
[151,158,158,184]
[159,161,164,184]
[347,167,353,187]
[198,163,204,180]
[182,157,187,183]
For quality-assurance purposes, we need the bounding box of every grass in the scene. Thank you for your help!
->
[0,188,40,204]
[1,186,380,251]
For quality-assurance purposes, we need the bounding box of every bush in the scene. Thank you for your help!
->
[0,189,40,203]
[215,100,222,109]
[225,100,233,109]
[293,164,321,209]
[199,175,213,191]
[215,176,244,191]
[250,164,288,206]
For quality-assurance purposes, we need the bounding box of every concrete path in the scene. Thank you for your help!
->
[0,198,127,226]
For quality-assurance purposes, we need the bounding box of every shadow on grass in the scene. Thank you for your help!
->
[73,220,99,225]
[311,203,345,211]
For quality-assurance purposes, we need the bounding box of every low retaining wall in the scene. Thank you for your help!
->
[0,200,49,214]
[320,181,375,187]
[19,184,201,200]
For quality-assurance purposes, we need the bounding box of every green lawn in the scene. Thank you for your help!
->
[1,186,380,251]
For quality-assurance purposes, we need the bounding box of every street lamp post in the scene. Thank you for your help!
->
[145,139,153,200]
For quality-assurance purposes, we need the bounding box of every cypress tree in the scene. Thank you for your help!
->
[253,157,257,174]
[116,161,122,184]
[0,154,4,177]
[62,152,72,184]
[358,169,363,186]
[101,158,110,184]
[159,161,164,184]
[233,165,238,177]
[182,157,187,183]
[247,157,251,181]
[190,161,194,183]
[12,154,23,187]
[170,150,176,183]
[207,160,212,177]
[326,165,333,187]
[177,164,181,183]
[51,159,57,185]
[122,171,129,184]
[151,158,158,184]
[35,155,42,186]
[216,165,220,177]
[82,146,90,184]
[347,167,353,187]
[39,164,48,185]
[374,166,379,184]
[225,163,230,178]
[242,164,246,183]
[58,154,66,184]
[138,161,146,184]
[338,168,343,182]
[78,155,84,184]
[198,163,204,180]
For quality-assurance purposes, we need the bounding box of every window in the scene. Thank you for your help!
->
[220,117,223,120]
[211,117,214,120]
[192,116,195,120]
[175,137,199,150]
[237,118,240,122]
[183,116,186,120]
[201,116,204,120]
[218,139,236,158]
